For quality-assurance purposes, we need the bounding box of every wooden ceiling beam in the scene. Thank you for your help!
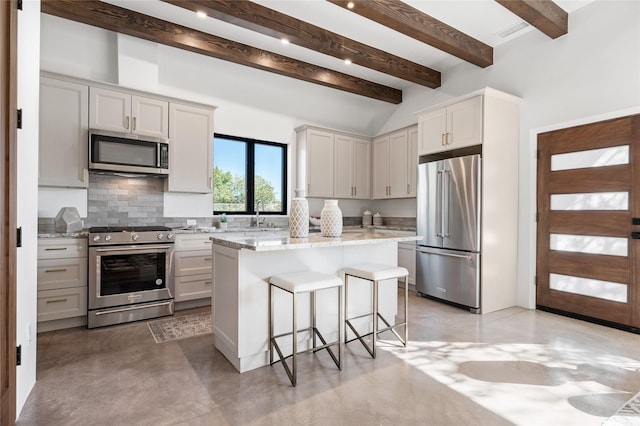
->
[495,0,568,39]
[41,0,403,104]
[328,0,493,68]
[162,0,440,89]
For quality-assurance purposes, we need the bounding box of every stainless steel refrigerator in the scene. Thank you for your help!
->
[416,153,481,313]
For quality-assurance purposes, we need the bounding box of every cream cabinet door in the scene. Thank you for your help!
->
[306,129,334,198]
[39,78,89,188]
[353,138,370,199]
[418,107,446,155]
[334,134,353,199]
[168,103,214,193]
[372,136,390,199]
[89,87,131,133]
[407,126,418,197]
[388,130,408,198]
[447,95,483,150]
[131,95,169,138]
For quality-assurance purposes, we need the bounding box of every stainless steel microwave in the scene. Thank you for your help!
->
[89,131,169,175]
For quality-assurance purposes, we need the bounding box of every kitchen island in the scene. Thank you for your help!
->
[210,229,420,373]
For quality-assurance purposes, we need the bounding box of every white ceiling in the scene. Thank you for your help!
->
[100,0,595,92]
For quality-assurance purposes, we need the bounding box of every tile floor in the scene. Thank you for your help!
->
[16,294,640,426]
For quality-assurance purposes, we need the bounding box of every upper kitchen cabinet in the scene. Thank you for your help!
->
[303,128,334,198]
[39,77,89,188]
[418,95,482,155]
[296,126,371,199]
[372,126,417,199]
[167,102,214,193]
[334,135,370,199]
[89,87,169,139]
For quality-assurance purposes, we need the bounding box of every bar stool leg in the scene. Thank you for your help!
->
[269,284,274,366]
[338,284,343,370]
[344,274,349,345]
[403,275,408,346]
[311,290,317,350]
[292,292,297,387]
[372,280,379,359]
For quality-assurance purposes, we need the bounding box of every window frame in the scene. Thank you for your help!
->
[213,133,288,216]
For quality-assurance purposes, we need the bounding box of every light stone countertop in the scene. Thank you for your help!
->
[209,229,420,252]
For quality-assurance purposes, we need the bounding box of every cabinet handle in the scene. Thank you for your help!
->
[204,257,212,261]
[82,168,88,182]
[307,183,310,193]
[132,116,136,131]
[407,184,410,194]
[209,176,213,189]
[441,133,446,146]
[45,247,68,251]
[45,268,67,273]
[204,281,212,286]
[354,187,357,197]
[46,298,68,304]
[204,241,212,244]
[446,133,450,145]
[125,116,130,130]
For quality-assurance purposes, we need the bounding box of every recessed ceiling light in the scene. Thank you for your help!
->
[196,11,207,19]
[347,2,355,9]
[281,38,290,45]
[344,59,352,65]
[497,21,529,38]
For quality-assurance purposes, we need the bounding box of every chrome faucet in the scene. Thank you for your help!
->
[255,200,264,227]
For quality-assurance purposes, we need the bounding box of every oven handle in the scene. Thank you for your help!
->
[95,245,173,253]
[94,300,173,316]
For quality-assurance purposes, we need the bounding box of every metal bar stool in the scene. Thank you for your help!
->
[269,271,344,387]
[343,264,409,358]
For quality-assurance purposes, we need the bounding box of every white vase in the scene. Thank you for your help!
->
[320,199,343,237]
[289,189,309,238]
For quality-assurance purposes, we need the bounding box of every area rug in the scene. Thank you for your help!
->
[602,391,640,425]
[147,312,212,343]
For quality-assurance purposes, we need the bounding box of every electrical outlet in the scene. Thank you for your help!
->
[186,219,197,226]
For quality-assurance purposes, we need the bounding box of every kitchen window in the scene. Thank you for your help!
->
[213,134,287,215]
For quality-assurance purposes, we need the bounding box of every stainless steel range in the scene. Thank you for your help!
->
[88,226,175,328]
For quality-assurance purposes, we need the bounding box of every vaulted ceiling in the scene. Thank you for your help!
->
[41,0,591,104]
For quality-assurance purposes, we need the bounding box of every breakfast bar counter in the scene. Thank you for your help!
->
[210,229,420,373]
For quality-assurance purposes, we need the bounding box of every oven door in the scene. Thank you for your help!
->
[89,244,174,310]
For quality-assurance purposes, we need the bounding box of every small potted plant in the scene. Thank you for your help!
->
[219,213,228,230]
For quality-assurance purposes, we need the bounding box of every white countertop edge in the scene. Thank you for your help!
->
[209,232,421,252]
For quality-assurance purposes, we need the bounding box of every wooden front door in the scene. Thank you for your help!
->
[0,0,18,424]
[537,114,640,329]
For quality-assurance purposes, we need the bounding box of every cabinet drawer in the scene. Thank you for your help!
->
[38,287,88,322]
[175,234,214,251]
[38,258,87,291]
[175,250,212,276]
[38,238,87,259]
[175,274,213,302]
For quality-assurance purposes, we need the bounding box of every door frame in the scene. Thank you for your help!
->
[0,0,18,424]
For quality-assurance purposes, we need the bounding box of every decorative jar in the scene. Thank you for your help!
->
[289,189,309,238]
[320,200,343,237]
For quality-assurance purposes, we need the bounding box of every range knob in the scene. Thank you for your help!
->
[167,233,174,240]
[157,233,164,240]
[92,235,101,242]
[104,235,112,242]
[131,233,139,241]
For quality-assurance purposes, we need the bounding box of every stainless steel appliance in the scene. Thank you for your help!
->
[416,153,482,313]
[89,131,169,175]
[88,226,175,328]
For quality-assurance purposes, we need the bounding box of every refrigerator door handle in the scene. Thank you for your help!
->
[436,170,443,237]
[417,248,472,260]
[443,170,451,238]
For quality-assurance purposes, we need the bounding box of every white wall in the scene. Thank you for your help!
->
[381,1,640,308]
[36,1,640,312]
[16,0,40,416]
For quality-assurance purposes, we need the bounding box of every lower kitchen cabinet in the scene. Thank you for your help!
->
[398,241,416,287]
[174,234,213,303]
[37,238,88,331]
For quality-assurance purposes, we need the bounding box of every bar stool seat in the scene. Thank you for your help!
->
[269,271,344,387]
[343,263,409,359]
